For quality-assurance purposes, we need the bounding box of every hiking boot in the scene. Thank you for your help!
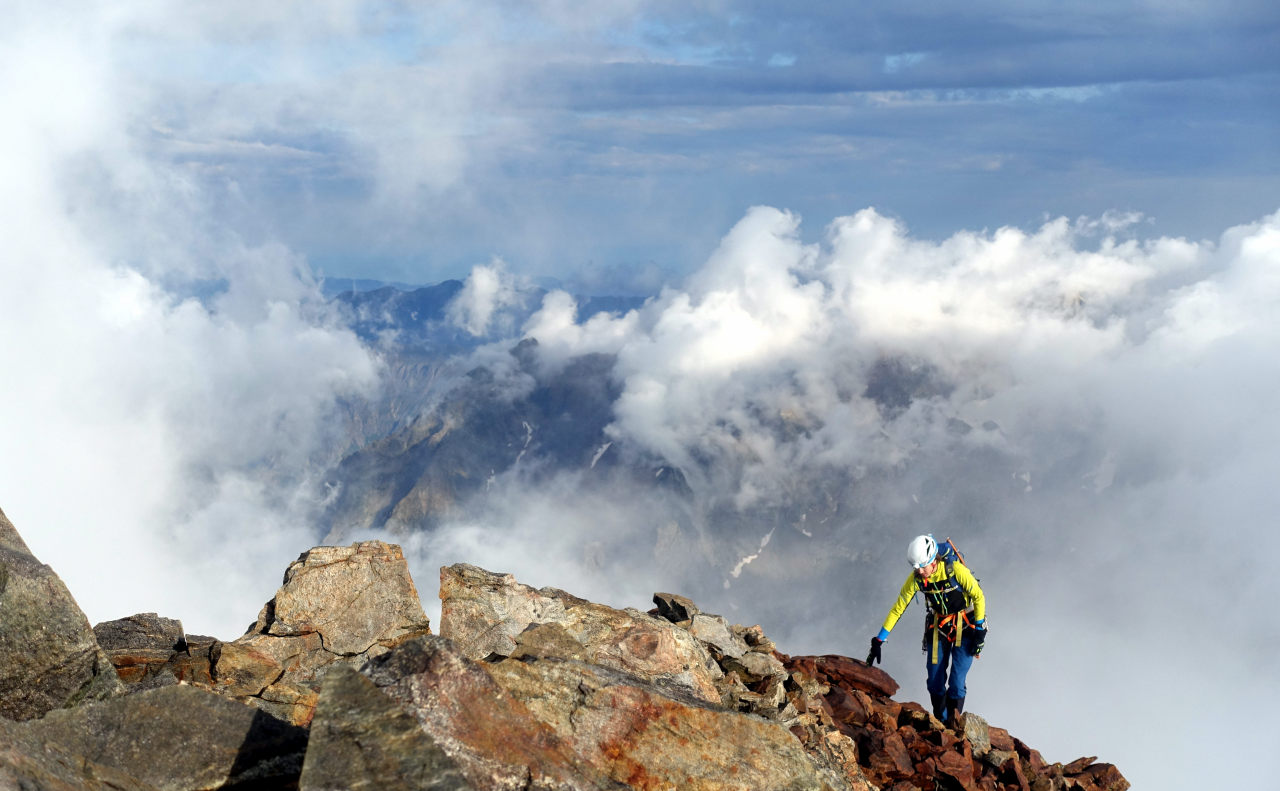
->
[945,696,965,729]
[930,692,946,721]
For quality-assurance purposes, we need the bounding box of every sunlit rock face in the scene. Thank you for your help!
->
[439,562,726,704]
[88,540,434,728]
[0,511,1127,791]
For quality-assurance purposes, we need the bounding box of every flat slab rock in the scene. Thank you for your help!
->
[487,654,850,791]
[93,613,189,686]
[363,634,848,791]
[439,563,723,704]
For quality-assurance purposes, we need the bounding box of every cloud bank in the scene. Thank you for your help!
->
[0,3,383,636]
[2,2,1276,790]
[403,205,1280,790]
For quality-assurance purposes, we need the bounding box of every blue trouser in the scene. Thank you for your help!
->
[925,625,976,702]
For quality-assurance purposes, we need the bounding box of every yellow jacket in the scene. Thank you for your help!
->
[878,560,985,639]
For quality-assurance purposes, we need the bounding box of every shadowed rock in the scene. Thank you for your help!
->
[93,613,187,688]
[0,716,162,791]
[0,684,307,790]
[94,612,185,655]
[300,664,474,791]
[0,507,123,721]
[651,592,698,623]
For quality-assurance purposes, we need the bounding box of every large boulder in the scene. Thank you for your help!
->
[439,563,723,703]
[485,655,851,791]
[358,634,849,790]
[362,635,615,790]
[300,664,475,791]
[93,613,191,689]
[216,540,433,725]
[250,542,432,655]
[0,684,308,790]
[0,506,123,721]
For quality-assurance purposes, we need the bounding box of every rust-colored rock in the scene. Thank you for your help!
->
[1000,753,1031,791]
[868,731,914,778]
[1063,755,1098,775]
[93,613,187,688]
[99,628,217,692]
[1080,762,1130,791]
[1016,740,1048,775]
[785,654,899,698]
[780,640,1126,791]
[825,685,874,726]
[989,725,1016,753]
[935,750,977,791]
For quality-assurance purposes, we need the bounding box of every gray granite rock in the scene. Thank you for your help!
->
[301,664,474,790]
[1,684,307,790]
[0,506,123,721]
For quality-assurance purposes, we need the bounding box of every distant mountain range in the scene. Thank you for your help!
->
[318,280,688,544]
[313,278,1041,626]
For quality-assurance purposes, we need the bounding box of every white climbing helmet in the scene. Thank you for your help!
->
[907,534,937,569]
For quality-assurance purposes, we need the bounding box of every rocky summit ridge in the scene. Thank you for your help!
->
[0,505,1127,791]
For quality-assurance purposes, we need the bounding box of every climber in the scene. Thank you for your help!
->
[864,534,986,729]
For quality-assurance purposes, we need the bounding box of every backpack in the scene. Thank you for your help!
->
[935,537,966,573]
[918,537,978,638]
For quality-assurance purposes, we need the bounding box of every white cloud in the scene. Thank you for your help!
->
[447,260,528,336]
[521,289,642,370]
[502,203,1280,789]
[4,2,1277,787]
[0,0,383,638]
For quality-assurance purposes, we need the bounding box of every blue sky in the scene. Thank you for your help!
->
[106,0,1278,291]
